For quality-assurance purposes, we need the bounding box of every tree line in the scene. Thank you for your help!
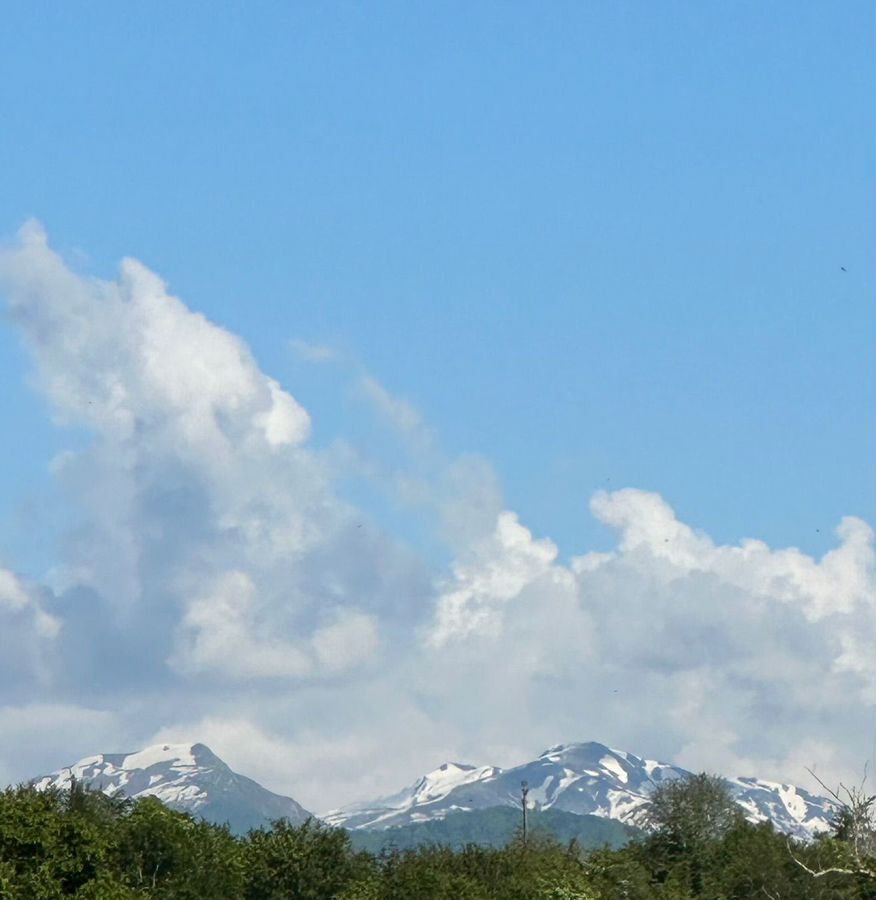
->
[1,772,875,898]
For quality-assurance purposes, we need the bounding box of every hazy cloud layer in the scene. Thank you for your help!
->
[289,338,339,364]
[1,224,874,811]
[0,567,59,687]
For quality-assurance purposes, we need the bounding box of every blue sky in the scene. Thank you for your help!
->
[2,1,873,561]
[0,3,874,805]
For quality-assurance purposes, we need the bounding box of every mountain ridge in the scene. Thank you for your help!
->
[325,741,834,840]
[30,739,835,841]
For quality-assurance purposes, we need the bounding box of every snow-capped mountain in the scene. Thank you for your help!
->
[32,742,312,834]
[325,742,833,840]
[29,739,835,841]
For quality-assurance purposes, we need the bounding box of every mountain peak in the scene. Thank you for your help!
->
[540,741,612,757]
[33,742,310,834]
[412,761,499,801]
[431,762,477,775]
[116,742,221,771]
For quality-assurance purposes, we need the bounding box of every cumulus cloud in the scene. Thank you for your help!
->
[4,223,310,459]
[0,223,874,811]
[421,489,876,794]
[429,511,560,645]
[170,570,380,680]
[170,571,313,680]
[589,488,875,620]
[0,222,407,696]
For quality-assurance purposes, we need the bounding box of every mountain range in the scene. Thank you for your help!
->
[31,740,834,841]
[326,742,833,841]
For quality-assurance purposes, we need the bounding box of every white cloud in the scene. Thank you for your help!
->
[359,374,430,444]
[171,572,380,679]
[312,608,380,673]
[0,223,394,666]
[589,488,713,571]
[429,511,559,645]
[147,714,436,812]
[257,378,312,448]
[170,570,313,680]
[2,224,310,463]
[0,566,60,685]
[0,567,31,611]
[591,488,875,620]
[1,224,874,812]
[0,704,119,788]
[422,489,876,794]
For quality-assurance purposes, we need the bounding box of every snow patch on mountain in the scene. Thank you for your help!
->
[728,776,833,837]
[325,741,834,840]
[32,742,312,834]
[29,738,836,841]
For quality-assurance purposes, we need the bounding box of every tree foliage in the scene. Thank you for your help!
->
[1,777,876,898]
[637,773,743,851]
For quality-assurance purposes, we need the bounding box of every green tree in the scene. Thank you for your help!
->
[638,773,743,852]
[634,773,743,895]
[114,796,243,898]
[243,818,367,900]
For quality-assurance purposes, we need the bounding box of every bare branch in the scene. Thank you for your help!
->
[805,767,844,808]
[787,838,876,881]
